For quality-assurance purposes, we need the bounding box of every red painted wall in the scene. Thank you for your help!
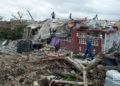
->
[79,38,102,54]
[60,27,102,54]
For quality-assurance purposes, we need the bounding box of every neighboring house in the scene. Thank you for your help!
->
[61,20,120,55]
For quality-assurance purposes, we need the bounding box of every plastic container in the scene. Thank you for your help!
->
[104,70,120,86]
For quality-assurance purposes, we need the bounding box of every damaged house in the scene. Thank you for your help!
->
[24,19,120,55]
[60,19,120,54]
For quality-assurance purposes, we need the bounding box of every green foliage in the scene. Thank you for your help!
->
[73,54,81,59]
[0,25,26,40]
[60,75,76,81]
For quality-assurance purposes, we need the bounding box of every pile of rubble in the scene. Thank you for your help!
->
[0,47,119,86]
[0,53,97,86]
[0,40,17,55]
[0,18,120,86]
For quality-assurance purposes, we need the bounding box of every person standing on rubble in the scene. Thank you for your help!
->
[82,38,94,60]
[69,13,72,19]
[93,14,98,20]
[51,11,55,19]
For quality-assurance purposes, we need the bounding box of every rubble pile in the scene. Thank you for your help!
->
[0,54,81,86]
[0,42,119,86]
[0,49,119,86]
[0,40,17,54]
[0,18,120,86]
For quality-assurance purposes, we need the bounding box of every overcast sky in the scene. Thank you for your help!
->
[0,0,120,20]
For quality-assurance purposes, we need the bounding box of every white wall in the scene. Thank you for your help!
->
[104,31,120,52]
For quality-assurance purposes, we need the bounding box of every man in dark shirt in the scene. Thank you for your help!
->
[51,11,55,19]
[82,39,94,60]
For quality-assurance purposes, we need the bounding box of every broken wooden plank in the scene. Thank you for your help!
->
[49,79,93,86]
[83,70,88,86]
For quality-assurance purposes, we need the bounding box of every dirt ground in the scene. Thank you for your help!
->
[0,52,107,86]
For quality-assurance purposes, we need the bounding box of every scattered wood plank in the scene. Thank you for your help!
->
[83,70,88,86]
[49,79,93,86]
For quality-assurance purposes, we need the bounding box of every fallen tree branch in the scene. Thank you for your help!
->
[41,56,85,72]
[105,66,120,71]
[49,79,93,86]
[64,57,86,71]
[86,53,102,71]
[53,71,83,80]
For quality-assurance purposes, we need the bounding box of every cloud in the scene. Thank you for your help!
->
[0,0,120,20]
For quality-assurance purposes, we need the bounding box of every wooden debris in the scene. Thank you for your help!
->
[0,50,120,86]
[49,79,93,86]
[83,70,88,86]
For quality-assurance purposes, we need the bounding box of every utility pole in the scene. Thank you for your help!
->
[27,10,35,22]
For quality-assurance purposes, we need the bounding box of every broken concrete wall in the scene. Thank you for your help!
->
[34,20,51,41]
[33,19,69,42]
